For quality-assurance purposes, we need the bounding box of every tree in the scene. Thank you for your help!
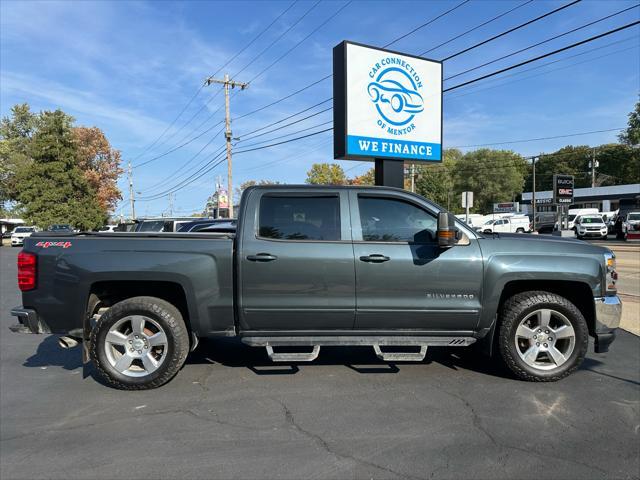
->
[235,179,281,201]
[305,163,347,185]
[619,98,640,146]
[348,167,375,185]
[414,148,461,210]
[0,104,38,208]
[13,110,106,230]
[73,127,123,211]
[451,149,528,214]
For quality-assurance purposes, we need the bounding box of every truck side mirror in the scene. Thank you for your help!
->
[437,212,457,248]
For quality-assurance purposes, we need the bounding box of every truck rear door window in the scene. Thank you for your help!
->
[358,196,436,243]
[258,195,341,241]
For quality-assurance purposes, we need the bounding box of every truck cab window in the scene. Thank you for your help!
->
[258,195,340,241]
[358,196,436,243]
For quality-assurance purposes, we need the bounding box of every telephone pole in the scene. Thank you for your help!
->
[590,147,598,188]
[531,155,537,232]
[205,74,248,218]
[128,161,136,220]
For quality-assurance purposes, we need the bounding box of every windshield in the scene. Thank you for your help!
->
[483,220,495,225]
[628,213,640,221]
[580,216,604,224]
[568,215,577,222]
[50,225,71,230]
[14,227,34,233]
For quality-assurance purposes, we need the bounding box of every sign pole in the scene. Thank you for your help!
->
[374,159,404,188]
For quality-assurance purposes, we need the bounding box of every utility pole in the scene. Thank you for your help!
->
[410,164,415,193]
[205,74,248,219]
[590,147,598,188]
[168,192,174,217]
[128,161,136,220]
[531,156,537,232]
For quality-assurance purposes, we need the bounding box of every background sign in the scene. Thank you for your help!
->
[461,191,473,208]
[333,41,443,162]
[493,202,519,213]
[553,174,574,204]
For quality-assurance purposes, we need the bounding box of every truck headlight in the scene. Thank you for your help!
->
[604,252,617,294]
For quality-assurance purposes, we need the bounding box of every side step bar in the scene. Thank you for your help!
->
[242,336,477,363]
[266,345,320,362]
[373,344,427,362]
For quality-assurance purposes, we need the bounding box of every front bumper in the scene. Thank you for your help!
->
[593,295,622,353]
[10,238,24,246]
[9,307,50,334]
[578,230,608,237]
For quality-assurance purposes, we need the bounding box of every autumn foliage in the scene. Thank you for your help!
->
[73,127,123,211]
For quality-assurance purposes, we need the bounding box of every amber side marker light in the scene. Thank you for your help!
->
[17,251,36,291]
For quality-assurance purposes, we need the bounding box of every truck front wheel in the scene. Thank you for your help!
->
[498,291,588,381]
[90,296,190,390]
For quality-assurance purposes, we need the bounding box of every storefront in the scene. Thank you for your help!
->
[521,184,640,214]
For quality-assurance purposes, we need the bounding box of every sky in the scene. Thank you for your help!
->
[1,0,639,218]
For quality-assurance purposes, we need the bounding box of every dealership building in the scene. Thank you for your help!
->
[521,183,640,214]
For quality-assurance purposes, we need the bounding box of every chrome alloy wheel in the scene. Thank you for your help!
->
[514,309,576,371]
[104,315,168,377]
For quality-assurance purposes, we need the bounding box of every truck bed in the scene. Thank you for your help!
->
[21,232,235,336]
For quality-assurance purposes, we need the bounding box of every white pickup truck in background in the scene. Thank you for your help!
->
[477,215,530,234]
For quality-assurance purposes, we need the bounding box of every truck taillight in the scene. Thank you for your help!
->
[17,252,36,291]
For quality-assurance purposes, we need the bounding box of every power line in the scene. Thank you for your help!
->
[451,128,625,149]
[132,84,206,162]
[133,119,225,169]
[132,2,295,164]
[235,75,332,120]
[232,0,322,79]
[420,0,534,55]
[383,0,472,48]
[247,1,353,85]
[213,0,298,79]
[446,4,639,81]
[444,20,640,92]
[446,37,639,101]
[441,0,582,62]
[238,120,333,149]
[237,98,332,138]
[238,106,332,143]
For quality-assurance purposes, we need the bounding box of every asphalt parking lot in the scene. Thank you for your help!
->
[1,245,639,480]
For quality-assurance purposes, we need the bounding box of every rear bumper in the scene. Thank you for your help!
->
[593,296,622,353]
[9,307,50,334]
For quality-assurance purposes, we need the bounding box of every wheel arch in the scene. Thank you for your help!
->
[86,281,193,337]
[479,280,595,356]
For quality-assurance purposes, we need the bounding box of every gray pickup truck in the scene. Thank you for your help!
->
[11,185,622,389]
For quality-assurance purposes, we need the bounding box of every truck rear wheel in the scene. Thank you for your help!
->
[498,291,588,382]
[90,296,189,390]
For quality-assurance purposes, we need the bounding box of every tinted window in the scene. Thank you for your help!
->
[259,195,340,241]
[137,221,165,232]
[14,227,34,233]
[358,196,436,243]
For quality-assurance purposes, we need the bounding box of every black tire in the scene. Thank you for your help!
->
[516,228,525,233]
[90,296,189,390]
[576,234,583,240]
[498,291,588,382]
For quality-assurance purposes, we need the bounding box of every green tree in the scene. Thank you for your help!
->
[596,143,640,185]
[0,104,38,208]
[14,110,106,230]
[414,148,461,210]
[235,179,281,201]
[619,98,640,146]
[451,149,528,214]
[305,163,347,185]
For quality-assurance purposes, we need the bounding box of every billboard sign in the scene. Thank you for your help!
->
[217,189,229,210]
[553,174,574,204]
[333,41,443,162]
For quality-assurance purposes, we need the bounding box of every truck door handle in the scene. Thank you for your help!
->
[359,254,390,263]
[246,253,278,262]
